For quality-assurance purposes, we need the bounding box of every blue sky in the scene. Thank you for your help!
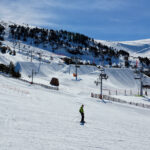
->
[0,0,150,41]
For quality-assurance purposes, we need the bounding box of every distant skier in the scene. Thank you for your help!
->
[79,104,85,123]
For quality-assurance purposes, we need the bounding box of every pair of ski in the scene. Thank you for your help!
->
[80,121,86,125]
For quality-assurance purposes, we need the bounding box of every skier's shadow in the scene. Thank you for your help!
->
[72,79,82,81]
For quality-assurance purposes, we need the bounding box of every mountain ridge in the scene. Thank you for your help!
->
[0,21,150,68]
[98,39,150,58]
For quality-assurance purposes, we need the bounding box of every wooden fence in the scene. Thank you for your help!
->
[19,78,59,90]
[0,73,59,91]
[102,88,149,96]
[91,93,150,109]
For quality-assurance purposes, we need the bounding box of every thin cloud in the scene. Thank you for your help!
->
[39,0,127,10]
[0,0,57,25]
[0,0,132,25]
[0,0,150,41]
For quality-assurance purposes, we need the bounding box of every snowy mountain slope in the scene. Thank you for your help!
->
[1,21,150,69]
[98,39,150,58]
[1,70,150,150]
[0,34,141,91]
[0,28,150,96]
[0,20,149,95]
[0,21,127,67]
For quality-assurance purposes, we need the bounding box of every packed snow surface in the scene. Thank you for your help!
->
[1,73,150,150]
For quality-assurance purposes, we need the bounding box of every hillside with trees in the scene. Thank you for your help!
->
[7,24,131,66]
[0,22,150,68]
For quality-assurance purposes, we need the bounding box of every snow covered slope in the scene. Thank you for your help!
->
[1,69,150,150]
[98,39,150,58]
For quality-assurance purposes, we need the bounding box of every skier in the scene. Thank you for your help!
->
[79,104,85,123]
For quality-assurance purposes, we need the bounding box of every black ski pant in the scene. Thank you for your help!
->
[80,112,84,122]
